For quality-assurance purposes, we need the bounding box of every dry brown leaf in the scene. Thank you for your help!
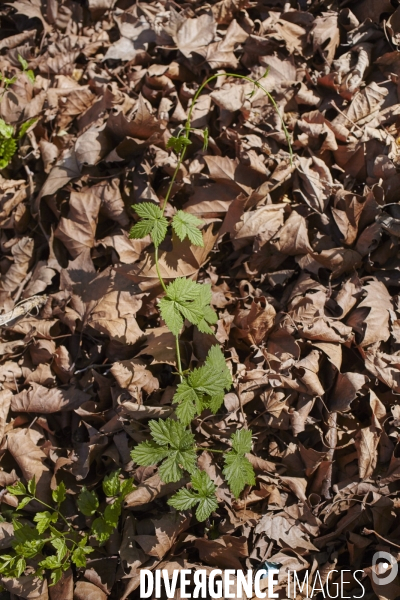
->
[0,237,34,292]
[194,535,248,569]
[55,191,101,259]
[7,429,52,502]
[73,581,106,600]
[11,384,91,413]
[111,359,159,395]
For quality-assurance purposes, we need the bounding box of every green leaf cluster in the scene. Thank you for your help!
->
[2,472,134,584]
[0,120,16,169]
[172,210,204,246]
[129,202,168,247]
[159,278,217,336]
[0,59,37,169]
[223,430,255,498]
[131,419,196,483]
[173,345,232,425]
[166,134,192,154]
[168,470,218,521]
[129,203,204,248]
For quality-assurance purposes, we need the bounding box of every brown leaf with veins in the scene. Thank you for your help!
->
[133,512,190,560]
[168,10,216,58]
[55,191,101,259]
[329,372,369,412]
[87,291,144,345]
[0,237,34,292]
[7,429,52,502]
[111,359,159,395]
[1,575,48,600]
[234,297,276,345]
[11,384,91,413]
[355,391,385,479]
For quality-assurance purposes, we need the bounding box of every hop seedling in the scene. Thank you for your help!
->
[127,70,293,521]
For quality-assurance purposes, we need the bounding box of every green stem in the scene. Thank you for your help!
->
[154,246,167,293]
[160,145,189,215]
[186,72,293,164]
[175,336,183,380]
[195,447,224,453]
[32,495,72,532]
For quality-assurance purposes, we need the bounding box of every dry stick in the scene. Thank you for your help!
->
[321,411,338,499]
[0,295,47,327]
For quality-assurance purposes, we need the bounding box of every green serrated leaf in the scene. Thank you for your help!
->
[129,202,168,247]
[151,217,169,247]
[0,119,13,139]
[159,278,215,336]
[71,546,93,568]
[168,471,218,522]
[12,520,40,545]
[120,478,134,498]
[166,135,192,154]
[129,219,154,239]
[132,419,196,483]
[27,477,36,496]
[52,481,66,505]
[13,538,44,559]
[15,557,26,578]
[231,429,252,454]
[51,537,67,562]
[91,517,113,544]
[173,383,199,426]
[16,496,32,511]
[50,568,63,587]
[223,453,255,499]
[173,345,232,423]
[33,511,58,535]
[104,499,121,528]
[195,493,219,522]
[0,555,15,576]
[7,481,27,496]
[77,487,99,517]
[0,136,17,168]
[39,555,61,570]
[172,211,204,246]
[130,440,169,466]
[102,470,121,497]
[168,488,198,511]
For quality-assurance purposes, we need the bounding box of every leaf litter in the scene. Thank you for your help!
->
[1,0,400,598]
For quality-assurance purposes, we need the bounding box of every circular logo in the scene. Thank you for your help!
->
[372,552,398,586]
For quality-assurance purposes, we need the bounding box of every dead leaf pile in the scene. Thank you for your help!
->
[1,0,400,598]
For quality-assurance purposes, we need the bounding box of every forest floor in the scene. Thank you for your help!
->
[1,0,400,599]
